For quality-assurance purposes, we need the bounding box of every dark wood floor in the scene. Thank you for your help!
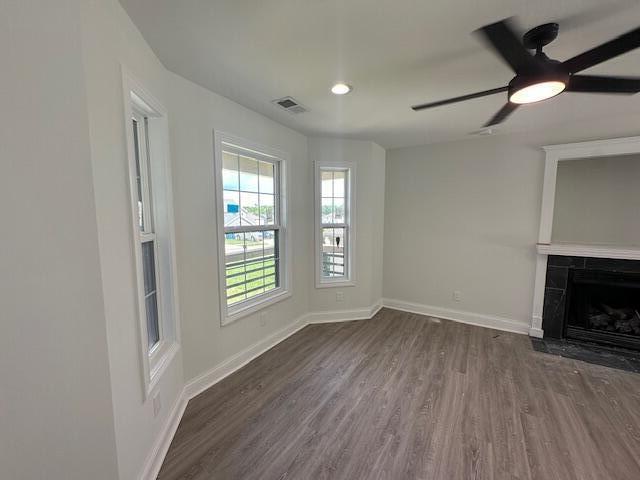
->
[158,308,640,480]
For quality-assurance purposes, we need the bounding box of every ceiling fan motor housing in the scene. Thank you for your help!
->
[523,23,560,51]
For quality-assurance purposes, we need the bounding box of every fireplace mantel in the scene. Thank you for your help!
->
[529,135,640,339]
[536,243,640,261]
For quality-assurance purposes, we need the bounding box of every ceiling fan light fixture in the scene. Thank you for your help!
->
[509,80,566,104]
[508,69,568,105]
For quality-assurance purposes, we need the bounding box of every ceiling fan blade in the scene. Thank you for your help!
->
[411,86,508,111]
[567,75,640,93]
[563,27,640,73]
[476,19,543,74]
[483,102,518,127]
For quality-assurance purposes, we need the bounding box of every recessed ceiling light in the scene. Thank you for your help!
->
[331,83,352,95]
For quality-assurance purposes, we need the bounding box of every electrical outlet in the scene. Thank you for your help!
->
[336,291,344,302]
[152,393,161,417]
[259,312,267,327]
[452,290,462,302]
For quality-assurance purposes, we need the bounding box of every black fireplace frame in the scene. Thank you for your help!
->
[542,255,640,351]
[565,269,640,350]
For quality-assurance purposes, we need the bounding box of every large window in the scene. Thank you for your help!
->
[214,133,290,324]
[124,73,180,398]
[315,162,355,287]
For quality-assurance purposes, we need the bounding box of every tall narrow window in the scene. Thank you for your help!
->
[215,133,290,324]
[124,73,180,397]
[132,111,161,351]
[316,163,355,287]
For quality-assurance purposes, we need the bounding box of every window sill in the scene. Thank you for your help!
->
[315,280,356,289]
[221,288,292,326]
[147,340,180,398]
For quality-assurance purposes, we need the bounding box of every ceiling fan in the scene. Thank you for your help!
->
[411,19,640,127]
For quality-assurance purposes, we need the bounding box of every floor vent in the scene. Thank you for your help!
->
[272,96,308,114]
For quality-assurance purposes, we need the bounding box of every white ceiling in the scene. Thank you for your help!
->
[119,0,640,149]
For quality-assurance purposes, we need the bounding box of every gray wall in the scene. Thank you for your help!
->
[384,118,640,327]
[383,136,542,326]
[552,154,640,247]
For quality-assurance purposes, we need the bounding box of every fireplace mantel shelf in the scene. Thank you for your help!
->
[536,243,640,261]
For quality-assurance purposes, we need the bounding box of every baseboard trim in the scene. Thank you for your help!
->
[306,301,382,324]
[529,327,544,338]
[382,298,530,335]
[184,314,309,400]
[139,391,188,480]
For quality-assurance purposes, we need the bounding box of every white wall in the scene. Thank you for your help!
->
[552,154,640,247]
[77,0,316,478]
[77,1,186,479]
[307,138,386,313]
[384,116,640,329]
[167,71,312,383]
[15,1,640,478]
[0,1,119,479]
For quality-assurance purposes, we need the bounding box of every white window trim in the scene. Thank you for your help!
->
[122,68,181,399]
[213,131,292,326]
[315,160,356,288]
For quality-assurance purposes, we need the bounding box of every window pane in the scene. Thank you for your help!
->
[225,232,247,305]
[141,241,159,349]
[240,191,260,226]
[259,161,274,194]
[132,119,145,230]
[239,155,259,192]
[321,227,346,278]
[142,241,156,295]
[333,197,345,223]
[259,193,275,225]
[146,292,160,349]
[225,230,279,305]
[321,170,333,197]
[321,197,333,224]
[222,151,239,190]
[223,190,240,228]
[333,170,346,198]
[244,255,265,298]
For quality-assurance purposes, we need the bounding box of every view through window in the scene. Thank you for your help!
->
[319,167,350,281]
[222,149,281,307]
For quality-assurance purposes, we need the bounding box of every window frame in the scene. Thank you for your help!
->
[315,160,356,288]
[131,110,163,352]
[214,131,292,326]
[123,70,181,399]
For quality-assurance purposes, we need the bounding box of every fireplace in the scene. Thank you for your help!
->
[542,256,640,351]
[566,269,640,350]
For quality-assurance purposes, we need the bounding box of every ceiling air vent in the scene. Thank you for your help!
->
[272,96,308,114]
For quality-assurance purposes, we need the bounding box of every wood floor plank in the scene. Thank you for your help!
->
[158,308,640,480]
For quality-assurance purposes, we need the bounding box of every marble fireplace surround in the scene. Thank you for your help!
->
[530,136,640,338]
